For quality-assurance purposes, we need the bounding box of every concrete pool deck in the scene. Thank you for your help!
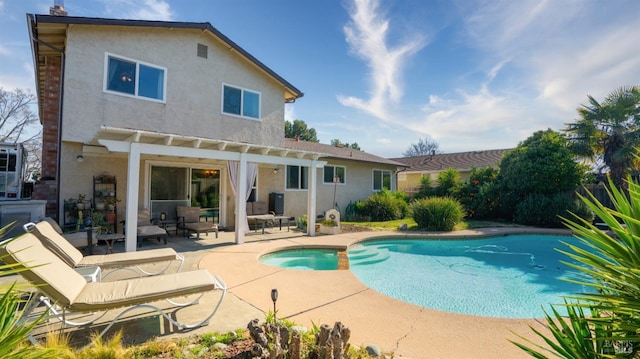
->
[198,226,570,359]
[21,226,572,358]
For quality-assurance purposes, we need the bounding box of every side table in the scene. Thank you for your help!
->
[158,219,179,236]
[74,266,101,282]
[96,233,125,254]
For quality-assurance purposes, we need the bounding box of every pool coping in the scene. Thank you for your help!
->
[198,227,571,358]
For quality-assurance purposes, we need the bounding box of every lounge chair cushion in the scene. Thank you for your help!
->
[2,234,86,306]
[33,220,84,267]
[76,247,178,268]
[138,209,153,224]
[137,225,167,237]
[74,269,216,311]
[41,216,97,250]
[42,217,64,234]
[2,234,219,311]
[30,220,180,269]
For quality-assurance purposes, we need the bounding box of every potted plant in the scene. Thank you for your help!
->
[91,212,109,234]
[295,214,308,231]
[319,218,340,235]
[104,196,121,210]
[76,193,87,209]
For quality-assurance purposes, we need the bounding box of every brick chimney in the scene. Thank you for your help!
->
[50,0,67,16]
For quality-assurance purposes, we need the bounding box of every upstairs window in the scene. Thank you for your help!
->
[105,53,166,102]
[222,84,260,119]
[286,165,308,190]
[373,169,392,191]
[323,165,346,184]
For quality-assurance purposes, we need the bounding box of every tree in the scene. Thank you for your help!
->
[284,119,318,142]
[330,139,361,151]
[402,136,441,157]
[435,167,460,196]
[0,88,42,181]
[564,85,640,188]
[495,129,586,224]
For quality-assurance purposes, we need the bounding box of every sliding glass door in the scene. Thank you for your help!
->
[149,165,221,223]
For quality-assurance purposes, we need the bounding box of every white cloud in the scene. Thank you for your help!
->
[0,44,10,56]
[99,0,174,20]
[338,0,426,122]
[284,104,296,123]
[404,0,640,152]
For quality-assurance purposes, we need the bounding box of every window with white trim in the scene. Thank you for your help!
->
[323,165,346,184]
[222,84,261,119]
[286,165,308,190]
[104,53,166,102]
[373,169,392,191]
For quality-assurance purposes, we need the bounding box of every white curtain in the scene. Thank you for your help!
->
[228,161,258,234]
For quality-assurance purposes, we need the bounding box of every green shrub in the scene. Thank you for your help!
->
[414,176,435,199]
[435,168,460,196]
[450,167,499,218]
[514,192,593,227]
[358,190,408,221]
[410,197,464,231]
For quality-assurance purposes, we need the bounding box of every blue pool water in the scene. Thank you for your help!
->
[348,234,590,318]
[260,248,338,270]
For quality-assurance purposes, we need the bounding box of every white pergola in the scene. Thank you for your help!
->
[87,126,327,252]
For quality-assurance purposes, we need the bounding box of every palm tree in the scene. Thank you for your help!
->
[564,85,640,188]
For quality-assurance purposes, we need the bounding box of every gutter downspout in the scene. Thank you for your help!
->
[28,14,65,221]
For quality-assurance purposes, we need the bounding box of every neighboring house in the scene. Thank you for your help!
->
[284,138,407,215]
[27,8,335,249]
[391,149,512,195]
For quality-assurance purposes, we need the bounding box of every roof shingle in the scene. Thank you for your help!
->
[284,139,406,167]
[391,149,512,172]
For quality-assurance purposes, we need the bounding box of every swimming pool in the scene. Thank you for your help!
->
[348,234,590,318]
[260,248,338,270]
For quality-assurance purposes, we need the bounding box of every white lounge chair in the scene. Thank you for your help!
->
[1,233,226,338]
[24,220,184,278]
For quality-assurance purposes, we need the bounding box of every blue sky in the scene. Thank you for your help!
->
[1,0,640,157]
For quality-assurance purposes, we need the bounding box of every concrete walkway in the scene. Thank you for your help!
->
[21,225,570,358]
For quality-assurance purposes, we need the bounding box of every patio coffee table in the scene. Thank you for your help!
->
[273,216,290,231]
[247,214,275,234]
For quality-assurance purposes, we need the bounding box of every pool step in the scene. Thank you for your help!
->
[349,247,389,266]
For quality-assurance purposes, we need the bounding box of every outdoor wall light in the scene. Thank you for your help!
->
[273,167,279,174]
[76,155,84,163]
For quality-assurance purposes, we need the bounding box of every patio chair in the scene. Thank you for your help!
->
[176,206,218,239]
[1,233,226,339]
[133,208,169,246]
[23,220,184,278]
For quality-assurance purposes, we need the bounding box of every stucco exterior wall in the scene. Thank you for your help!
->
[398,170,473,195]
[59,142,128,231]
[61,25,285,147]
[283,161,398,220]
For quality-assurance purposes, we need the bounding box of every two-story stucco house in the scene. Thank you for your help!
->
[27,9,403,250]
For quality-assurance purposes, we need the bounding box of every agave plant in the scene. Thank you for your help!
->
[512,176,640,357]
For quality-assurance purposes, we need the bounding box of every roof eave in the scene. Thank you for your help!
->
[29,14,304,102]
